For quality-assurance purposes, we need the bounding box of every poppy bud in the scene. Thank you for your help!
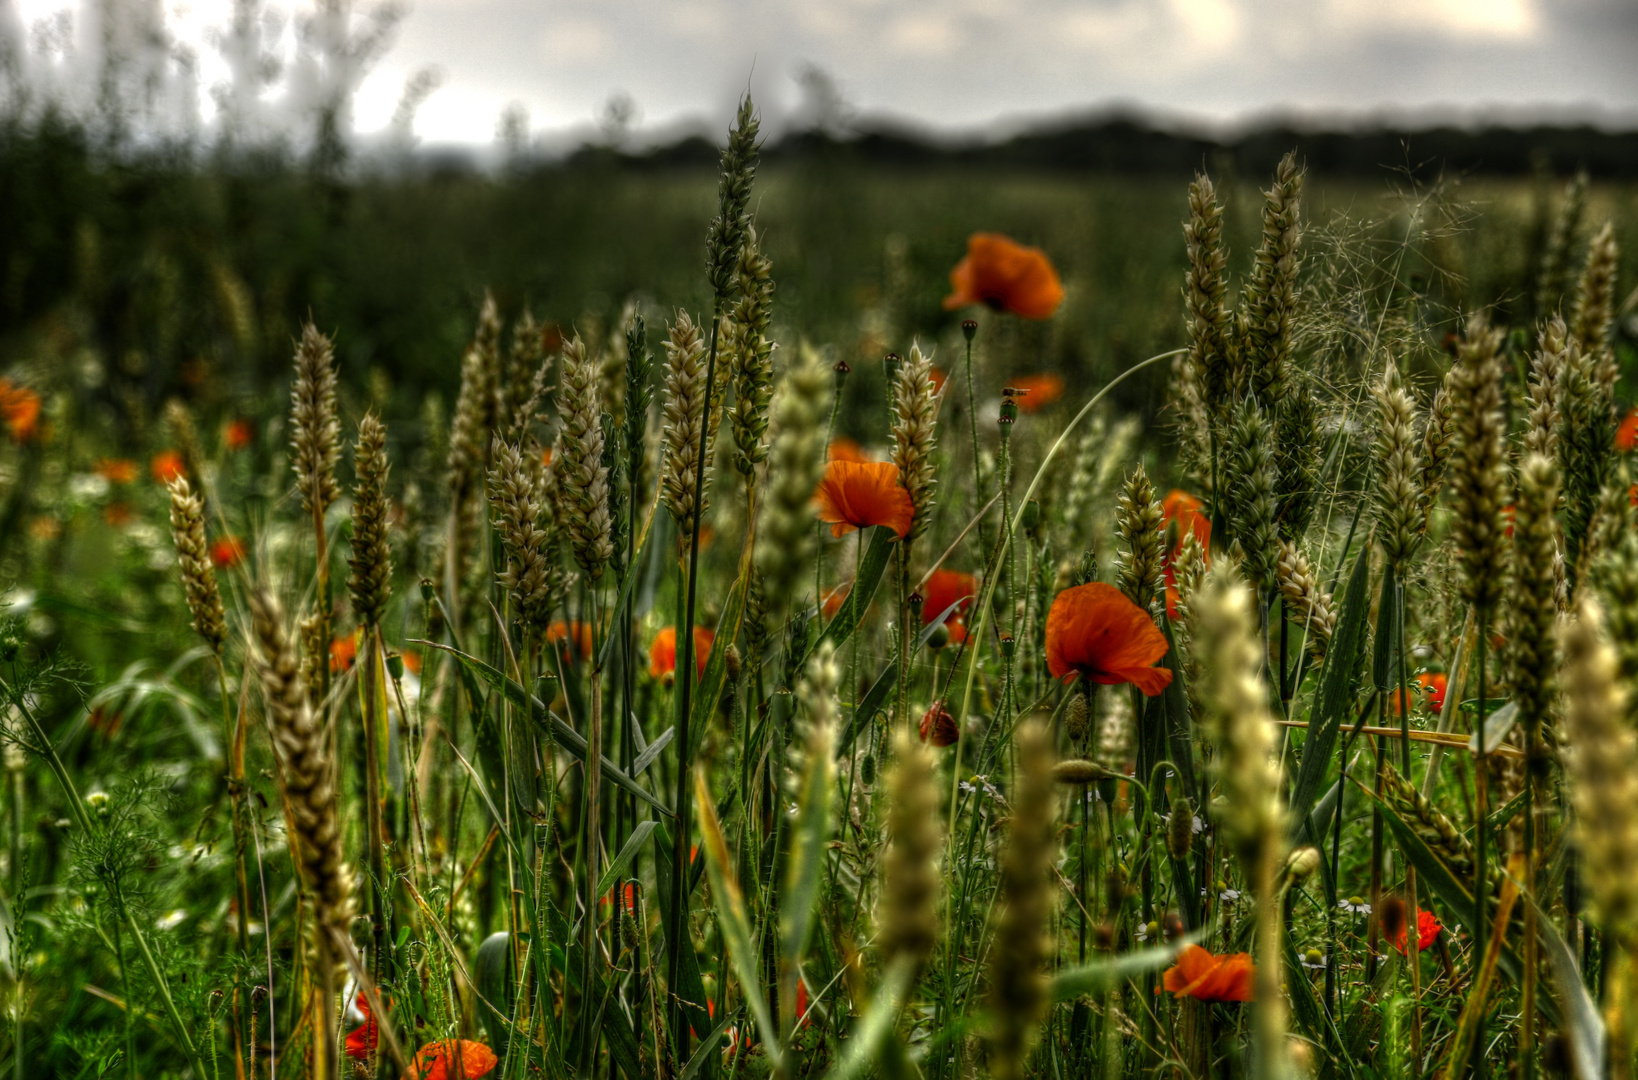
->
[1051,759,1111,784]
[999,395,1018,429]
[619,912,641,956]
[908,591,924,620]
[919,701,959,747]
[999,632,1015,659]
[1378,895,1406,942]
[1167,797,1195,862]
[860,754,877,785]
[961,319,978,342]
[386,652,404,680]
[926,623,951,650]
[1064,691,1090,741]
[1022,499,1041,535]
[419,578,437,603]
[834,358,851,379]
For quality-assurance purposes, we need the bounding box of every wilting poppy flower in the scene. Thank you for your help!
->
[225,419,254,451]
[405,1039,498,1080]
[1618,408,1638,452]
[813,460,915,539]
[1163,945,1255,1003]
[151,450,186,483]
[546,620,594,662]
[345,994,378,1061]
[330,633,359,673]
[1395,907,1442,954]
[1004,373,1065,413]
[95,458,138,485]
[828,437,870,464]
[943,233,1064,320]
[211,536,246,569]
[919,700,959,747]
[650,626,713,682]
[822,582,851,620]
[1045,583,1174,696]
[0,379,41,443]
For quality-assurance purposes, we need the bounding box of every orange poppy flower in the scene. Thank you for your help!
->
[224,419,254,451]
[210,536,246,569]
[827,437,870,464]
[345,994,378,1061]
[95,458,139,484]
[102,503,134,528]
[929,367,948,395]
[813,460,915,539]
[649,626,713,681]
[541,446,554,468]
[1502,504,1516,539]
[1394,907,1441,954]
[1162,490,1211,555]
[921,568,978,629]
[1004,373,1065,413]
[943,233,1064,320]
[330,632,359,673]
[1045,583,1173,696]
[601,881,639,915]
[402,650,423,675]
[1618,408,1638,452]
[919,700,959,747]
[1162,944,1255,1003]
[0,379,41,443]
[405,1039,498,1080]
[546,620,594,662]
[822,582,851,620]
[151,450,186,483]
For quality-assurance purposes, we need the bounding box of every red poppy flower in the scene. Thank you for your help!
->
[345,994,378,1061]
[1045,583,1173,696]
[601,882,638,915]
[929,367,948,395]
[102,503,134,528]
[1162,945,1255,1003]
[405,1039,498,1080]
[1618,408,1638,452]
[822,582,851,620]
[541,446,554,468]
[1394,908,1442,954]
[649,626,713,681]
[919,700,959,747]
[0,379,41,443]
[921,568,978,628]
[330,633,358,674]
[813,460,915,539]
[151,450,186,483]
[943,233,1064,320]
[211,536,246,569]
[828,437,870,464]
[1004,373,1065,413]
[546,620,594,662]
[1502,504,1516,539]
[95,458,138,485]
[225,419,254,451]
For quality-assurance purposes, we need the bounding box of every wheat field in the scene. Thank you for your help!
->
[1,94,1638,1080]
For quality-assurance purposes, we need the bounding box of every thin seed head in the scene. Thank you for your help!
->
[1222,398,1279,592]
[1277,540,1336,664]
[1511,454,1560,750]
[1449,314,1510,616]
[348,413,392,627]
[1525,317,1569,461]
[488,441,554,630]
[728,225,776,476]
[1241,150,1304,410]
[1372,360,1425,566]
[1114,464,1165,611]
[557,335,614,578]
[755,347,829,616]
[879,728,943,978]
[891,342,943,540]
[166,476,227,652]
[1536,171,1588,319]
[707,96,760,303]
[1572,221,1621,394]
[986,718,1058,1080]
[660,310,719,540]
[249,589,352,972]
[1563,598,1638,940]
[1183,172,1233,413]
[1419,373,1459,507]
[289,323,340,519]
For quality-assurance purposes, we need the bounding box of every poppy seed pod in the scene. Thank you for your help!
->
[1063,690,1090,742]
[961,319,978,341]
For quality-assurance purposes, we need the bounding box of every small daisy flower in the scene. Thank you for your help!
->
[1136,919,1160,943]
[1299,948,1327,970]
[1339,896,1371,915]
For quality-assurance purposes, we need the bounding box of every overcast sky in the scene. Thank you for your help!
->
[19,0,1638,145]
